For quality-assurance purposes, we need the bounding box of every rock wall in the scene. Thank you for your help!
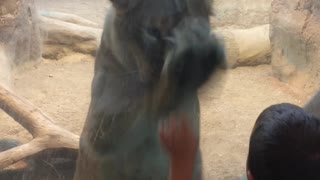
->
[0,0,41,66]
[0,0,41,85]
[270,0,320,93]
[212,0,272,28]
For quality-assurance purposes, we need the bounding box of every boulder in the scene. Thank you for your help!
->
[270,0,320,93]
[0,0,41,86]
[0,0,41,67]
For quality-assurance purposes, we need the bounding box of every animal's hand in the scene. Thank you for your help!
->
[162,18,226,91]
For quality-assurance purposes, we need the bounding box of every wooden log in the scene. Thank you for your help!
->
[0,84,79,169]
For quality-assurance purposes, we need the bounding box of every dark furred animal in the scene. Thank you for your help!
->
[74,0,226,179]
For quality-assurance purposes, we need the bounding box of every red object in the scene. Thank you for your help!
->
[159,114,199,180]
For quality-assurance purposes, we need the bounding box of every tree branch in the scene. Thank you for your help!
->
[0,84,79,169]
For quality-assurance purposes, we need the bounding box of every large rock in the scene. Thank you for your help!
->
[0,0,41,67]
[212,0,272,28]
[0,0,41,86]
[270,0,320,93]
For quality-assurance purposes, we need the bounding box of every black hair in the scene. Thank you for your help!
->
[247,103,320,180]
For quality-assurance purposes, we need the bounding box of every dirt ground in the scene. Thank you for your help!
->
[0,1,314,180]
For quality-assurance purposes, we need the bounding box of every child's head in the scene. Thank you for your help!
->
[247,103,320,180]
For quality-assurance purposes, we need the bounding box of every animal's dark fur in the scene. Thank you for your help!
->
[74,0,225,179]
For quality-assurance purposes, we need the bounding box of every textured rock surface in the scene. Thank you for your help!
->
[0,0,41,67]
[270,0,320,94]
[212,0,272,28]
[0,0,41,86]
